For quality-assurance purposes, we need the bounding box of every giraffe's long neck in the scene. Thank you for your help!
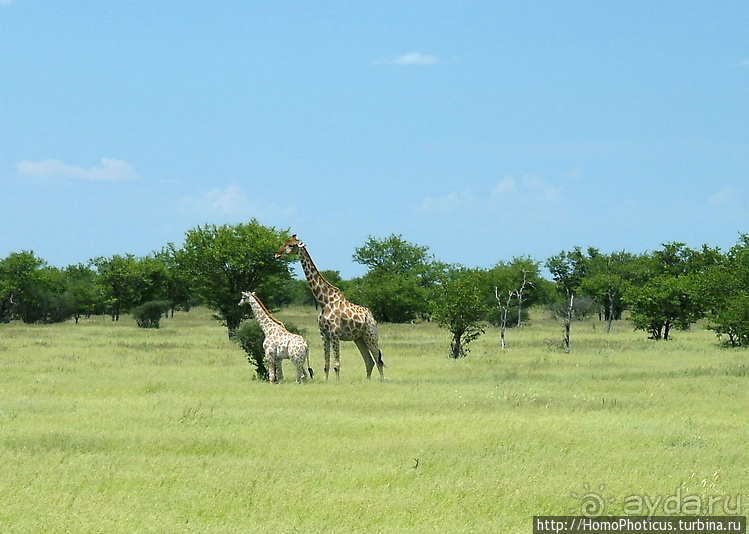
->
[298,245,341,306]
[247,295,281,336]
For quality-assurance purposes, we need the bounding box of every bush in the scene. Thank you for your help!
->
[233,320,305,381]
[21,291,77,324]
[131,300,171,328]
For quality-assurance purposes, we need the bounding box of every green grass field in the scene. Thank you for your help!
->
[1,307,747,533]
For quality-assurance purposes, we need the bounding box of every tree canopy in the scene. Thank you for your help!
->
[176,220,291,334]
[2,226,749,352]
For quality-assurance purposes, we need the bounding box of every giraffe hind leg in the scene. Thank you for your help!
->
[294,360,305,383]
[355,339,376,379]
[331,336,341,380]
[322,336,331,380]
[293,348,309,383]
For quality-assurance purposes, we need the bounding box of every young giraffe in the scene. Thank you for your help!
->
[275,235,385,380]
[239,291,311,383]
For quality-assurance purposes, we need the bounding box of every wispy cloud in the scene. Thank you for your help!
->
[418,188,477,214]
[181,184,251,219]
[17,158,141,181]
[418,175,563,218]
[740,59,749,67]
[181,183,296,221]
[709,184,744,207]
[372,52,439,66]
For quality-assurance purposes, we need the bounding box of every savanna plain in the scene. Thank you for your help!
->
[1,306,747,533]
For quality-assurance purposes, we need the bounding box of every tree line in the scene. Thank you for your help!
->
[2,220,748,354]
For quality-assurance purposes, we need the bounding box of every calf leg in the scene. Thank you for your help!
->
[265,351,276,383]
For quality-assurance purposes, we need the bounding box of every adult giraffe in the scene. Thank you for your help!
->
[275,235,385,380]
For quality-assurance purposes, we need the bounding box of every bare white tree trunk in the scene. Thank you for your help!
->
[495,286,512,349]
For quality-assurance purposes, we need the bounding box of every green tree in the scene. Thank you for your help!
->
[703,234,749,347]
[546,248,594,352]
[155,247,193,316]
[624,242,718,340]
[546,247,589,299]
[0,251,58,323]
[176,220,292,334]
[0,252,98,324]
[64,264,104,322]
[578,250,639,330]
[484,257,544,327]
[0,251,44,322]
[353,234,443,322]
[26,266,78,324]
[91,254,143,321]
[431,266,489,358]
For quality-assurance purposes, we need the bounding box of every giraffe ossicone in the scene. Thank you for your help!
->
[275,235,385,380]
[239,290,312,383]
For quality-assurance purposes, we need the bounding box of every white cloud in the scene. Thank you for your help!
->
[372,52,439,66]
[181,184,251,219]
[492,175,516,195]
[181,183,297,221]
[17,158,140,181]
[491,174,562,203]
[418,189,477,214]
[709,184,743,207]
[419,174,563,219]
[521,174,563,203]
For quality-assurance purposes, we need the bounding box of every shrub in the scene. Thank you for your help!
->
[131,300,171,329]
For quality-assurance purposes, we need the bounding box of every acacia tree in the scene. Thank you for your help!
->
[0,251,71,324]
[624,243,719,340]
[353,234,443,323]
[578,250,639,331]
[484,257,544,328]
[176,220,292,335]
[64,264,102,323]
[91,254,144,321]
[0,251,45,322]
[431,266,489,358]
[154,247,192,316]
[702,234,749,347]
[546,249,588,352]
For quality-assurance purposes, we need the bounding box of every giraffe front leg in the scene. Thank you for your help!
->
[322,335,331,381]
[265,352,276,383]
[331,336,341,380]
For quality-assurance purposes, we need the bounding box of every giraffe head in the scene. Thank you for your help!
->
[275,234,304,258]
[238,291,255,306]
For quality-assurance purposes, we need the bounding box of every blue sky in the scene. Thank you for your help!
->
[2,1,748,278]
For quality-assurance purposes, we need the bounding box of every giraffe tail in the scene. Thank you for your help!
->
[306,350,314,380]
[377,350,385,367]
